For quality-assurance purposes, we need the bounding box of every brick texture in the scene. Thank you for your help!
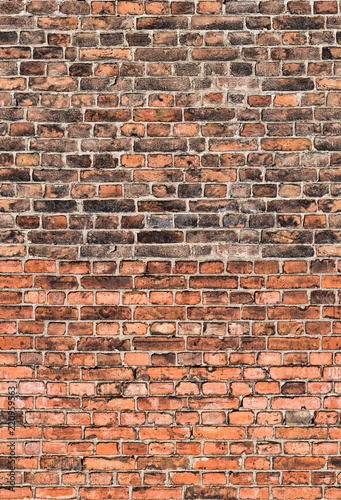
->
[2,0,341,498]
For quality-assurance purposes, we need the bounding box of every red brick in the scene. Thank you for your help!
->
[0,3,340,495]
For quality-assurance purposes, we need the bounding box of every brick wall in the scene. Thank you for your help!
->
[2,0,341,498]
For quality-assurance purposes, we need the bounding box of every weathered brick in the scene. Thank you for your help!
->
[1,2,341,496]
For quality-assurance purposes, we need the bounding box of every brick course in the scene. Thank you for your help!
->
[2,0,341,498]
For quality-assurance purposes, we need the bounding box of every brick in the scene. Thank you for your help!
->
[285,410,313,425]
[0,2,341,495]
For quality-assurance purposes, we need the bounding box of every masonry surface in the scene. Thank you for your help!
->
[2,0,341,498]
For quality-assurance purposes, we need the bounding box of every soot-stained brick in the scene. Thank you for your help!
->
[3,2,341,497]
